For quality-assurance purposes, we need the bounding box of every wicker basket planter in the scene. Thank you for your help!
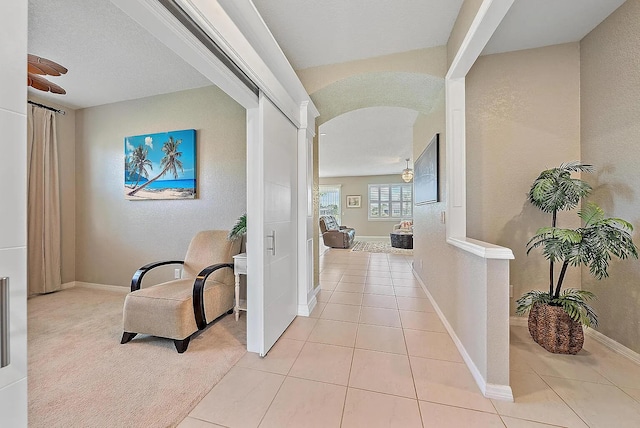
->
[528,303,584,354]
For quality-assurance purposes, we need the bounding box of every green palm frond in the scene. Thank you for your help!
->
[558,161,594,173]
[556,289,598,327]
[516,289,598,327]
[527,202,637,281]
[160,137,184,179]
[579,212,638,279]
[527,227,581,263]
[527,162,592,213]
[228,213,247,241]
[578,202,604,226]
[516,290,552,315]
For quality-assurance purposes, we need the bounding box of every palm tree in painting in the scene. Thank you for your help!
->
[127,136,184,196]
[125,145,153,189]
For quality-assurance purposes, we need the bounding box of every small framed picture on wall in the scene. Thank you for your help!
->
[346,195,361,208]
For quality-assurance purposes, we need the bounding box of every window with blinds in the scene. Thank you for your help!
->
[368,184,412,220]
[319,184,341,224]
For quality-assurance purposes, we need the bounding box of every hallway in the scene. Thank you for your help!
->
[180,248,640,427]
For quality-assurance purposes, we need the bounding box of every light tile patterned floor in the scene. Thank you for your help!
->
[179,248,640,428]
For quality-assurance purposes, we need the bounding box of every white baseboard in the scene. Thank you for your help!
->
[485,384,515,401]
[414,270,513,402]
[586,328,640,365]
[510,316,640,366]
[298,286,318,317]
[61,281,77,290]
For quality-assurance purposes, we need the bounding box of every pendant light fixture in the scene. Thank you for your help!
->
[402,158,414,183]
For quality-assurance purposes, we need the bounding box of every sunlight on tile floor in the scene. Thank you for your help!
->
[179,248,640,428]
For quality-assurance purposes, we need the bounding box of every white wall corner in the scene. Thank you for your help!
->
[416,268,513,401]
[61,281,77,290]
[484,383,514,402]
[297,286,318,317]
[416,272,488,397]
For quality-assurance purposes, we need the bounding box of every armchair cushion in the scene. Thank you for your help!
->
[393,220,414,232]
[121,230,241,353]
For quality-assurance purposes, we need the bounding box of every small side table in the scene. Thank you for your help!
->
[232,252,247,321]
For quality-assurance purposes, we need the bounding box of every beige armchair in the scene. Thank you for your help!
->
[121,230,241,353]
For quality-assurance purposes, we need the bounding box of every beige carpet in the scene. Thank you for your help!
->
[28,285,247,428]
[350,240,413,255]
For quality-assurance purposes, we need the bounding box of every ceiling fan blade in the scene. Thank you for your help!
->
[28,61,59,76]
[28,63,48,75]
[27,75,49,92]
[28,54,68,76]
[28,73,66,95]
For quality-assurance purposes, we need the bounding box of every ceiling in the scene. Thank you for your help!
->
[251,0,465,71]
[319,107,419,178]
[28,0,626,176]
[483,0,626,55]
[28,0,210,110]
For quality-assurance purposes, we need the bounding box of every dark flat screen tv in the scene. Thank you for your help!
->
[414,133,439,205]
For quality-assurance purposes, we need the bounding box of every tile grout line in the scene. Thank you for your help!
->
[399,297,426,427]
[535,370,591,428]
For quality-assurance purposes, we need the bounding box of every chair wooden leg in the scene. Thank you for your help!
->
[121,332,137,344]
[174,337,190,353]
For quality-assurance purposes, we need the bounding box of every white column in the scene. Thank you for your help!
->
[297,101,317,316]
[445,77,467,239]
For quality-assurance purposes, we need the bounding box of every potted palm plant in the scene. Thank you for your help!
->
[228,213,247,241]
[516,162,638,354]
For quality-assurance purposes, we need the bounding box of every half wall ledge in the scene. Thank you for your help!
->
[447,236,515,259]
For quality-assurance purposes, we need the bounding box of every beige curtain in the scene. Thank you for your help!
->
[27,105,61,295]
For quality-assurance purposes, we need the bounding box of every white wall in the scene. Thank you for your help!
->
[74,86,247,288]
[0,1,28,425]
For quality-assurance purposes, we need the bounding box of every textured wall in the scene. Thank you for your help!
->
[412,90,448,282]
[319,174,408,237]
[447,0,483,67]
[466,43,582,313]
[28,95,76,284]
[581,0,640,353]
[412,92,455,297]
[412,90,511,387]
[75,86,246,287]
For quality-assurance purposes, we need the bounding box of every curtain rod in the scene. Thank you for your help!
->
[28,100,66,115]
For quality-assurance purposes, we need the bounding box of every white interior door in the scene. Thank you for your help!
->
[0,1,28,425]
[247,93,298,356]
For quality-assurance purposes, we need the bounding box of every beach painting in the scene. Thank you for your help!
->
[124,129,197,200]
